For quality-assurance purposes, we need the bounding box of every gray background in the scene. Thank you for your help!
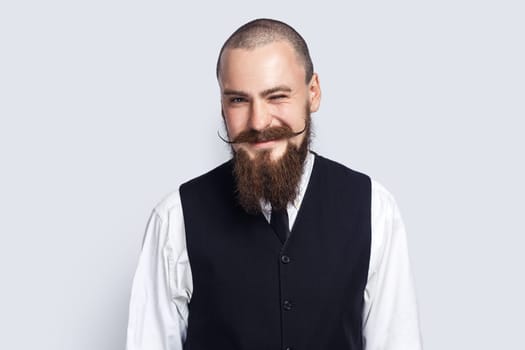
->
[1,0,523,349]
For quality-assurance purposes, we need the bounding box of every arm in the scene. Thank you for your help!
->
[362,180,423,349]
[126,193,192,350]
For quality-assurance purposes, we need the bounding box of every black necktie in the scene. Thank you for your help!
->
[270,208,290,244]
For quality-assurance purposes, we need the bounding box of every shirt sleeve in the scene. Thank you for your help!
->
[126,194,192,350]
[362,180,423,350]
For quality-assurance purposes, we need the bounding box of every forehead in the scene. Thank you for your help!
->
[218,41,306,91]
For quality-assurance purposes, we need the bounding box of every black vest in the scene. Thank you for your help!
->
[179,154,371,350]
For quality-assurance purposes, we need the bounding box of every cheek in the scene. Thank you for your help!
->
[280,104,306,129]
[224,110,247,136]
[270,104,295,127]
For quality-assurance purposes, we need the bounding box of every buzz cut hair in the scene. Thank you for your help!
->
[216,18,314,84]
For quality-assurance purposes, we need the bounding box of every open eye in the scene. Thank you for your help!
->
[230,97,247,104]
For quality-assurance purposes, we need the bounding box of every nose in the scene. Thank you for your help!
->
[248,99,272,131]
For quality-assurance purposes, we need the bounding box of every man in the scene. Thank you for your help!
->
[126,18,422,350]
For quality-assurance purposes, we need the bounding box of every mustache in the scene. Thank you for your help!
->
[218,123,307,145]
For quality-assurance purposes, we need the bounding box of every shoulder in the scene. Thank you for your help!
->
[179,160,233,192]
[312,154,372,210]
[153,160,233,221]
[370,178,401,229]
[312,153,371,200]
[311,153,397,211]
[314,153,370,181]
[152,188,183,223]
[371,179,398,212]
[369,179,405,254]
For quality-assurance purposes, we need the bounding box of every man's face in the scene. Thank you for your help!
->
[219,41,321,161]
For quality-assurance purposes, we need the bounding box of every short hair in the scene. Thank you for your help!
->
[216,18,314,83]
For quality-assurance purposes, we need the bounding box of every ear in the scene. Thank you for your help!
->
[308,73,321,113]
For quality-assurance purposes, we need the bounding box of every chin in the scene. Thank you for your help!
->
[238,142,287,160]
[268,148,287,162]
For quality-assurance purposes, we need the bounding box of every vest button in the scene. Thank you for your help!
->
[285,347,292,350]
[283,300,293,311]
[281,255,291,264]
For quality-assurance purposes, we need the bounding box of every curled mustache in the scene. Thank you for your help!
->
[218,123,307,144]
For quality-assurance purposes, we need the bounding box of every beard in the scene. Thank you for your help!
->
[230,111,312,215]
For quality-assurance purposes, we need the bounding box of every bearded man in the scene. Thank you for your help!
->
[126,18,422,350]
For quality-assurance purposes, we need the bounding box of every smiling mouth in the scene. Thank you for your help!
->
[251,139,278,148]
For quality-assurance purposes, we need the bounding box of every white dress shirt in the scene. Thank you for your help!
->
[126,152,423,350]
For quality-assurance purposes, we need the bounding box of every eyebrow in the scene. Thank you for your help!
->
[260,85,292,97]
[222,89,249,97]
[222,85,292,98]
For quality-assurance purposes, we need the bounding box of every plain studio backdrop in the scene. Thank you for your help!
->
[0,1,523,349]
